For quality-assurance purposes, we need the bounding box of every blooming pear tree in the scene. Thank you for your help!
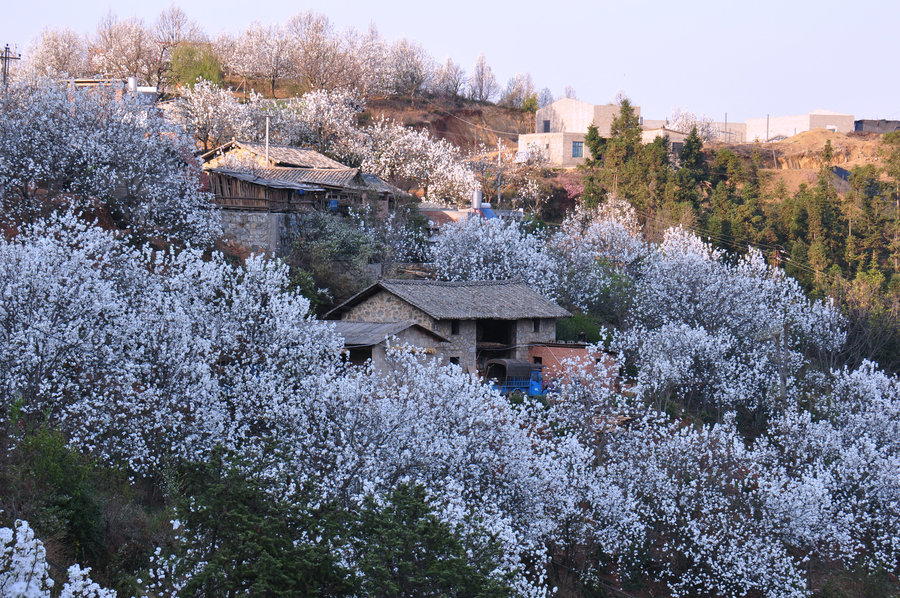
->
[430,216,561,299]
[617,226,845,414]
[0,519,114,598]
[0,80,219,243]
[359,117,476,204]
[549,200,648,315]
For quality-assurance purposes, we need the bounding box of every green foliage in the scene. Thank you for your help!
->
[161,451,513,597]
[352,484,514,598]
[165,447,352,597]
[580,124,607,209]
[286,212,378,312]
[556,311,605,345]
[12,427,104,563]
[579,97,673,213]
[170,43,223,88]
[522,93,538,113]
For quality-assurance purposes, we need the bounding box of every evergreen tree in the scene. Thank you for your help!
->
[580,124,607,209]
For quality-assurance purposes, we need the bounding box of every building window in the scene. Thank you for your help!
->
[572,141,583,158]
[532,318,541,332]
[543,119,550,133]
[533,356,543,365]
[449,356,460,365]
[450,320,460,335]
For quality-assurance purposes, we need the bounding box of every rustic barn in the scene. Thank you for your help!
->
[207,168,326,211]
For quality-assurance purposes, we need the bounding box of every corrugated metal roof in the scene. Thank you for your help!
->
[209,168,325,192]
[329,279,571,321]
[331,321,448,346]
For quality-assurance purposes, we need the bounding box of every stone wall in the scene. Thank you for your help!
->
[341,291,434,329]
[434,319,478,373]
[855,119,900,134]
[514,318,558,361]
[369,326,445,373]
[220,210,291,256]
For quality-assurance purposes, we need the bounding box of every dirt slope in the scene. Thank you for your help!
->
[365,96,532,151]
[713,129,886,195]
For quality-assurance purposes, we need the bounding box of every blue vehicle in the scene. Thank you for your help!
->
[485,359,543,396]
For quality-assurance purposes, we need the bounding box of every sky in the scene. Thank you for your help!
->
[3,0,899,122]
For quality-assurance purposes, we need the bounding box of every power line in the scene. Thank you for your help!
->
[419,96,527,138]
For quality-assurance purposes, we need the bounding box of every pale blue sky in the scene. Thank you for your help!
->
[4,0,898,122]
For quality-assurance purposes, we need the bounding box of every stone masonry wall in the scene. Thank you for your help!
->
[220,210,289,256]
[514,318,558,361]
[434,319,478,373]
[341,291,434,329]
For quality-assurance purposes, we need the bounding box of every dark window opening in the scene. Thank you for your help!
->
[344,347,372,366]
[533,356,543,365]
[532,318,541,332]
[543,119,550,133]
[449,356,460,365]
[572,141,583,158]
[450,320,460,335]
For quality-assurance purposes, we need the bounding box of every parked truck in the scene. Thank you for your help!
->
[485,359,543,396]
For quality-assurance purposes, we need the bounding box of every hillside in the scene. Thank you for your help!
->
[365,96,533,151]
[713,129,886,195]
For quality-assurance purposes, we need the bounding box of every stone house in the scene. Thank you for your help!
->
[326,279,571,374]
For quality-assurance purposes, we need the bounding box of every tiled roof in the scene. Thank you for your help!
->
[328,279,571,321]
[331,321,448,346]
[199,141,348,169]
[235,142,347,168]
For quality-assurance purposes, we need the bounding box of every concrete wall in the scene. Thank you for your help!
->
[746,112,854,142]
[641,128,689,145]
[535,99,639,137]
[535,98,596,134]
[712,122,747,143]
[809,113,855,134]
[220,210,291,256]
[518,132,587,168]
[593,104,638,137]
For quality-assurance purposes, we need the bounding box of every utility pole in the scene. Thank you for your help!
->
[1,44,21,91]
[265,115,270,164]
[496,137,502,205]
